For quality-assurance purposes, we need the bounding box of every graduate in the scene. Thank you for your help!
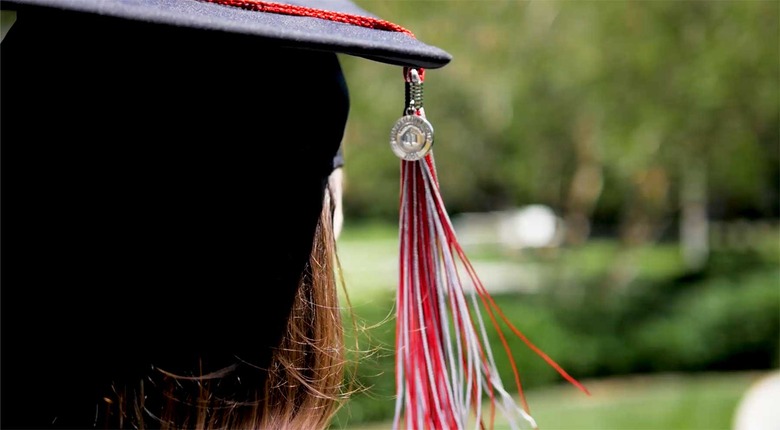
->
[0,1,449,428]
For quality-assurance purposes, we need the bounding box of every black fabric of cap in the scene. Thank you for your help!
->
[1,7,351,427]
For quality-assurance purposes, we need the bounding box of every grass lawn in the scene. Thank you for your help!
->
[333,221,778,430]
[334,371,770,430]
[335,220,690,299]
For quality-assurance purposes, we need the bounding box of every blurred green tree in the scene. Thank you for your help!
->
[341,0,779,241]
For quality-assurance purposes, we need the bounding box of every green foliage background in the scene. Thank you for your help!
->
[331,228,779,426]
[339,0,778,222]
[330,1,779,427]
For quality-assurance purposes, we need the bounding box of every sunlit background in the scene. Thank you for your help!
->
[331,1,779,429]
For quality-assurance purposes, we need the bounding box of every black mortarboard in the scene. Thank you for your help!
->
[0,1,450,427]
[1,0,451,68]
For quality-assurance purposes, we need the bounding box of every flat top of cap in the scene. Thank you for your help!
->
[1,0,452,69]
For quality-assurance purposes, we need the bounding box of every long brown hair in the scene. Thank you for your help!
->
[255,187,346,429]
[106,188,347,429]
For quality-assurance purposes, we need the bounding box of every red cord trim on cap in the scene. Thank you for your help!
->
[203,0,425,79]
[202,0,416,37]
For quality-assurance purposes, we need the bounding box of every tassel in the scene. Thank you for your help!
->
[392,68,588,430]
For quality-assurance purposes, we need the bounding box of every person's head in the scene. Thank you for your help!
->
[2,7,348,429]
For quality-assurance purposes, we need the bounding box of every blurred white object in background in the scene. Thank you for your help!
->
[732,371,780,430]
[454,204,564,251]
[499,204,561,249]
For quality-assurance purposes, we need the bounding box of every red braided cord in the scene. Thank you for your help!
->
[203,0,425,79]
[202,0,415,37]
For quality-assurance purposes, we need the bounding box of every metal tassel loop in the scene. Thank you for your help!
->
[390,68,434,161]
[404,69,424,115]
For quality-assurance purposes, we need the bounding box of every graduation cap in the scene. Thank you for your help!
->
[1,1,584,429]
